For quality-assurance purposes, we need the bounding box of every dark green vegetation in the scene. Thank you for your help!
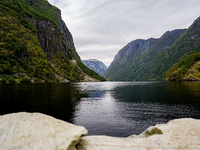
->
[0,4,56,82]
[0,0,105,82]
[166,51,200,80]
[104,16,200,81]
[144,127,163,137]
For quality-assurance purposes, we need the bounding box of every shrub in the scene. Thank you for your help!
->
[166,52,200,79]
[33,78,39,82]
[21,76,31,82]
[55,78,60,82]
[3,66,16,75]
[7,77,15,82]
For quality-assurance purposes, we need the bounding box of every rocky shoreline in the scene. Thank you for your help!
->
[0,112,200,150]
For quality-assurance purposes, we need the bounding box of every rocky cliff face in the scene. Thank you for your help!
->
[113,38,158,63]
[82,59,107,76]
[57,9,80,61]
[151,29,186,53]
[27,18,72,61]
[104,38,158,80]
[0,0,105,82]
[104,28,189,81]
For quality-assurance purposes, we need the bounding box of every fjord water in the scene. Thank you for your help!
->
[0,81,200,137]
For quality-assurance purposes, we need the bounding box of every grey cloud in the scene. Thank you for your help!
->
[48,0,200,67]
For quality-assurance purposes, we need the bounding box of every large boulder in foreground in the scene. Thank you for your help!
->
[0,112,87,150]
[0,112,200,150]
[77,118,200,150]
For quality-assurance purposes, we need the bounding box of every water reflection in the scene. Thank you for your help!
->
[166,81,200,102]
[72,81,200,136]
[0,81,200,137]
[0,83,83,122]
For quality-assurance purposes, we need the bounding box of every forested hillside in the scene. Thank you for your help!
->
[0,0,105,82]
[166,50,200,81]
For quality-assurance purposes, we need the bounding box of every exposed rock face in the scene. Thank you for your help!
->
[104,29,186,81]
[82,59,107,76]
[57,9,80,61]
[27,17,72,61]
[103,38,157,80]
[26,2,104,81]
[26,3,77,62]
[151,29,187,53]
[77,118,200,150]
[0,112,87,150]
[112,38,158,65]
[0,0,105,82]
[105,17,200,81]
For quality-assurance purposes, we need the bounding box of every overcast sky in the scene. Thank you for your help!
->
[48,0,200,67]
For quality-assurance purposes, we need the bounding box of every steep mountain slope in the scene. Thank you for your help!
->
[82,59,107,76]
[104,29,186,80]
[104,38,158,80]
[0,0,105,82]
[136,16,200,81]
[166,51,200,81]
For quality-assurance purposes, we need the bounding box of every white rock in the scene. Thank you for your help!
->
[0,112,87,150]
[77,118,200,150]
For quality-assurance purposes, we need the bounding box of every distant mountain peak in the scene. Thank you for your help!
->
[86,59,100,62]
[82,59,107,76]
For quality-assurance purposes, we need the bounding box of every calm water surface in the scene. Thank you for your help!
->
[0,81,200,137]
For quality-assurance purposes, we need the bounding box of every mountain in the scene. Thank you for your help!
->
[104,38,158,80]
[104,16,200,81]
[82,59,107,76]
[0,0,105,82]
[137,16,200,81]
[104,29,186,80]
[166,51,200,81]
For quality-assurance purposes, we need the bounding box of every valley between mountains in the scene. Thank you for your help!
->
[0,0,200,82]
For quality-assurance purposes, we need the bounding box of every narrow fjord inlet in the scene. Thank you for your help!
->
[1,0,200,149]
[0,81,200,137]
